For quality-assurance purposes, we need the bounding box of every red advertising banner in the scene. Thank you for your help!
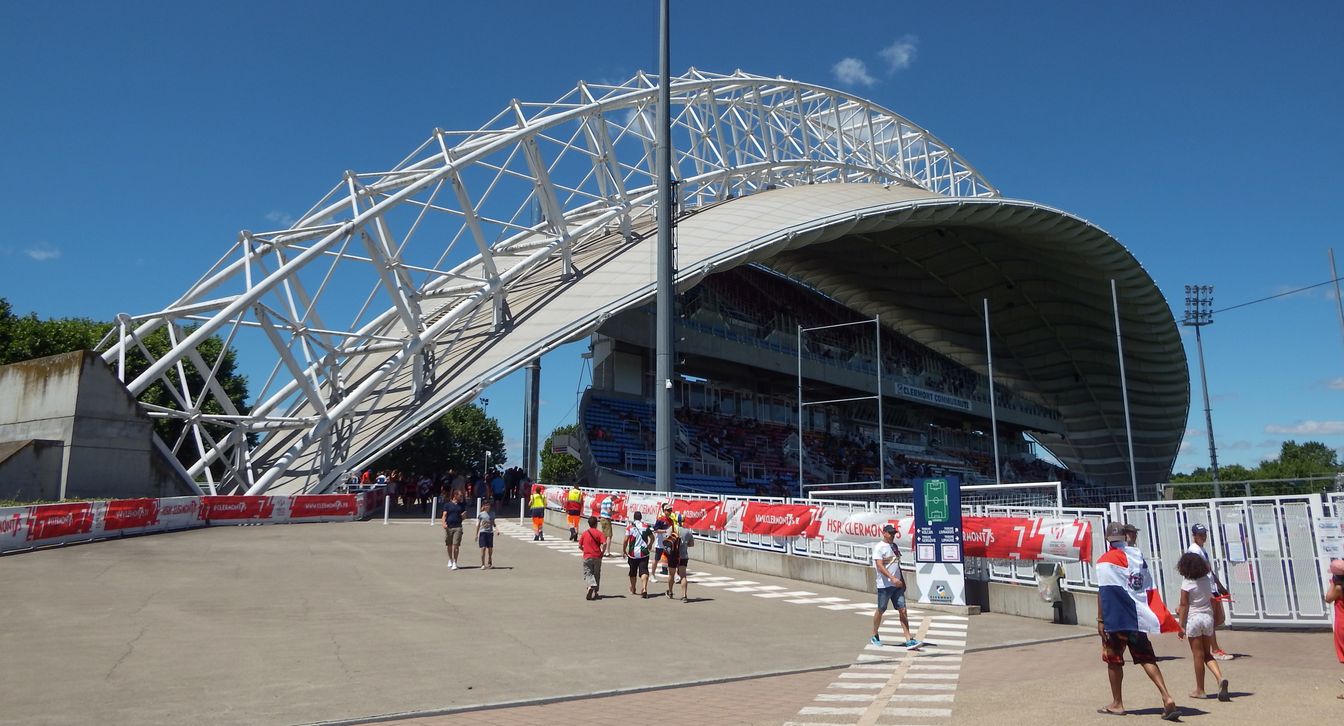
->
[26,502,95,541]
[671,498,725,531]
[961,516,1093,563]
[103,498,161,531]
[202,495,276,521]
[739,502,822,538]
[586,493,628,521]
[289,495,358,519]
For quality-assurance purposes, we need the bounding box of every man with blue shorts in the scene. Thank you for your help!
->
[871,523,920,649]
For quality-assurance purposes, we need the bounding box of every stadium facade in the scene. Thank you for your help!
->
[96,70,1188,500]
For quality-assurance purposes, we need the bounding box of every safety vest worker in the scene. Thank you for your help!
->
[528,487,547,541]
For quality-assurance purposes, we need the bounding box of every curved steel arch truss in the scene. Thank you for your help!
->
[100,70,1000,495]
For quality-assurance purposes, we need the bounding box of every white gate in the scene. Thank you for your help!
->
[1115,494,1332,627]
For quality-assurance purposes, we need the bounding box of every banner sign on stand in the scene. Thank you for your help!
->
[914,476,965,606]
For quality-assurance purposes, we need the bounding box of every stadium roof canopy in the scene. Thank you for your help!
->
[99,70,1187,495]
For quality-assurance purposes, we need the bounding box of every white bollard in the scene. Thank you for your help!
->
[430,495,438,525]
[519,497,525,525]
[383,489,390,525]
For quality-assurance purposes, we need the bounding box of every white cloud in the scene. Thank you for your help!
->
[264,211,296,228]
[832,58,876,87]
[1264,420,1344,436]
[1225,440,1251,450]
[1326,377,1344,390]
[879,35,919,73]
[1184,426,1204,437]
[24,242,61,261]
[1178,439,1193,454]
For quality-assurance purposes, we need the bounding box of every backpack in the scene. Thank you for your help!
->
[682,529,695,548]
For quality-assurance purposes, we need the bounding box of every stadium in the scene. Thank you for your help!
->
[98,70,1188,504]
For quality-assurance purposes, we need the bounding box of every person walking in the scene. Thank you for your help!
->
[441,490,466,569]
[1175,552,1230,701]
[663,526,692,602]
[870,524,920,649]
[624,511,653,598]
[475,499,496,569]
[1327,559,1344,700]
[579,515,606,600]
[598,495,616,557]
[565,484,584,541]
[1096,522,1180,720]
[1186,523,1233,660]
[528,485,547,541]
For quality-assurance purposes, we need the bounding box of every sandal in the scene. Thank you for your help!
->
[1096,708,1125,716]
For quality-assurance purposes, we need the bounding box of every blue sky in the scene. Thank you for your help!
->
[3,1,1342,476]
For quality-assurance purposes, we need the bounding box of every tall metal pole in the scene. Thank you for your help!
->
[796,323,805,499]
[1193,326,1220,496]
[983,299,1001,486]
[654,0,675,494]
[1112,280,1139,501]
[523,357,541,480]
[875,315,885,489]
[1184,284,1220,497]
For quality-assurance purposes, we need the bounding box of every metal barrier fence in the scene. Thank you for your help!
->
[570,488,1099,590]
[568,487,1337,627]
[1114,493,1333,628]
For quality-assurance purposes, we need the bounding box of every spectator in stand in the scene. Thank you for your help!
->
[578,515,606,600]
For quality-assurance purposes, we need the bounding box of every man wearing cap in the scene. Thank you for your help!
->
[1186,523,1233,660]
[1097,521,1180,720]
[871,523,920,649]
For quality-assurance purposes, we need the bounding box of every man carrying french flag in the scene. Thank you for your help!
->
[1096,521,1181,721]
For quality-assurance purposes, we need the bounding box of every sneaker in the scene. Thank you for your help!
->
[904,639,922,649]
[869,636,882,646]
[450,562,458,570]
[1212,649,1233,661]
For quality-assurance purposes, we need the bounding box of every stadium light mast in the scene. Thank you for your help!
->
[1183,284,1221,498]
[654,0,675,494]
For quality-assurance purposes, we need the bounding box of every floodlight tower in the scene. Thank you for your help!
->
[1183,285,1221,498]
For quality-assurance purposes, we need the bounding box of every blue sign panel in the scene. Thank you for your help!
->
[914,475,963,563]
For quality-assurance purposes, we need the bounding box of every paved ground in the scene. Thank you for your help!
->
[2,510,1339,725]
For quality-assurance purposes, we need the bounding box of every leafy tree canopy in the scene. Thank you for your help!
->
[374,403,505,477]
[539,423,582,485]
[0,298,251,477]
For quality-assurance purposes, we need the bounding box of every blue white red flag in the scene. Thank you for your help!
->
[1096,545,1179,634]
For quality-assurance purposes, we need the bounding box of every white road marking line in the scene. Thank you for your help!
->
[882,706,953,718]
[826,681,884,689]
[889,694,955,702]
[724,586,767,592]
[814,693,876,702]
[797,707,866,716]
[898,682,958,691]
[905,672,959,679]
[753,590,818,598]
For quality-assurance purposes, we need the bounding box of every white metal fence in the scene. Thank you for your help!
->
[1114,493,1333,628]
[569,487,1337,628]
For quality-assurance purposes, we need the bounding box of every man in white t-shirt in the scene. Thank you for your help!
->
[1187,523,1234,660]
[871,524,921,649]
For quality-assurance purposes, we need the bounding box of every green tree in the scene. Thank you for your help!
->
[539,423,583,485]
[375,403,505,476]
[0,298,252,478]
[1257,440,1341,480]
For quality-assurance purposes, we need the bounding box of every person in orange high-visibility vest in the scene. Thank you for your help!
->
[528,486,547,541]
[565,485,584,541]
